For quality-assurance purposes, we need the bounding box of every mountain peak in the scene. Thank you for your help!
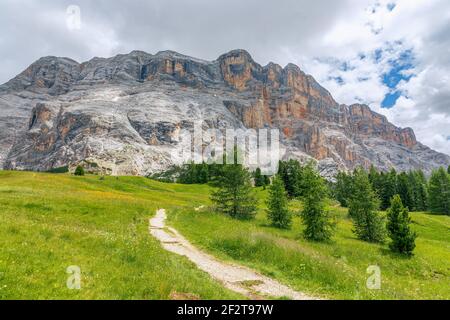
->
[217,49,253,61]
[0,49,448,176]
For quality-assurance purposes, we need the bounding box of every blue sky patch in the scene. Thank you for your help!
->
[382,91,402,108]
[380,49,415,108]
[382,49,414,88]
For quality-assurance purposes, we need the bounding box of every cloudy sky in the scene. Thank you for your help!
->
[1,0,449,155]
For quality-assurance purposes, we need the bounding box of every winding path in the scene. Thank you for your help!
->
[149,209,318,300]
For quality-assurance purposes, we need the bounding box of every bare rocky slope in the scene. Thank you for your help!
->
[0,49,448,177]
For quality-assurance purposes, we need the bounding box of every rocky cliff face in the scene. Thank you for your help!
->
[0,49,448,177]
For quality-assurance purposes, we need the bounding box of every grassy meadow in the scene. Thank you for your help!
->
[0,171,449,299]
[170,192,450,299]
[0,171,241,299]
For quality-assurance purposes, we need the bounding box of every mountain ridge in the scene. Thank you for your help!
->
[0,49,448,177]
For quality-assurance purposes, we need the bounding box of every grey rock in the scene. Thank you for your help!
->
[0,49,448,176]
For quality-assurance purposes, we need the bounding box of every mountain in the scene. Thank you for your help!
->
[0,49,448,177]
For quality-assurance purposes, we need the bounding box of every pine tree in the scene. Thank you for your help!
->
[198,162,209,184]
[407,171,420,211]
[448,165,450,175]
[263,175,271,186]
[254,168,265,187]
[178,162,196,184]
[349,169,385,243]
[74,165,85,176]
[380,169,398,210]
[210,164,258,220]
[397,172,414,211]
[279,160,300,198]
[386,195,417,256]
[278,160,303,198]
[369,165,380,190]
[266,176,292,229]
[414,170,428,211]
[208,163,224,181]
[295,163,308,198]
[428,167,450,215]
[301,164,334,241]
[334,171,354,208]
[278,160,286,179]
[369,166,387,206]
[278,160,290,191]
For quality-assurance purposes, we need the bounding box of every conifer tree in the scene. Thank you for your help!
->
[198,162,209,184]
[397,172,414,211]
[407,171,420,211]
[74,165,85,176]
[428,167,450,215]
[177,162,196,184]
[349,169,385,243]
[208,163,224,181]
[414,170,428,211]
[335,171,354,208]
[263,175,271,187]
[301,164,334,241]
[380,169,398,210]
[266,175,292,229]
[210,164,258,220]
[278,160,303,198]
[369,166,381,191]
[387,195,417,256]
[254,167,265,187]
[369,166,387,206]
[278,160,286,178]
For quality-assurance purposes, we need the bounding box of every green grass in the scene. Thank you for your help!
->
[1,171,449,300]
[0,171,242,299]
[169,187,450,300]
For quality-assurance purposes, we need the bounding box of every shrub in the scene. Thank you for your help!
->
[47,166,69,174]
[74,165,85,176]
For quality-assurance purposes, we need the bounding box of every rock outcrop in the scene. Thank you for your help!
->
[0,49,448,177]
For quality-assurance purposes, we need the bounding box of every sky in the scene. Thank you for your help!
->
[0,0,449,155]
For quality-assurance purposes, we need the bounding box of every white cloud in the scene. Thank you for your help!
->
[287,0,450,155]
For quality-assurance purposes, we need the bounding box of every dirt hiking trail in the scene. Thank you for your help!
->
[149,209,319,300]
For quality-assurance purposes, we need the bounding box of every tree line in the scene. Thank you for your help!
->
[334,165,450,215]
[151,161,271,187]
[153,157,449,256]
[210,160,450,256]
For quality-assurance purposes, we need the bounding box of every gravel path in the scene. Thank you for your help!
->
[149,209,319,300]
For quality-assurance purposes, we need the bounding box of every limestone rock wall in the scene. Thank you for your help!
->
[0,49,448,176]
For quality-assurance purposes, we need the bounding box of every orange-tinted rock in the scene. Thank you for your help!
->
[347,104,417,148]
[282,127,293,138]
[400,128,416,148]
[4,49,443,177]
[219,50,254,91]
